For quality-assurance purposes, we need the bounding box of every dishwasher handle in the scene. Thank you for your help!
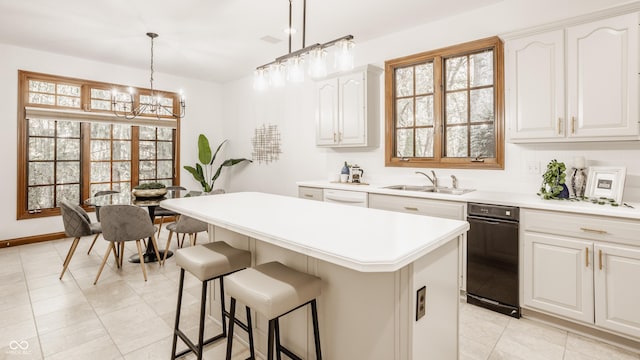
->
[467,215,518,225]
[324,192,366,203]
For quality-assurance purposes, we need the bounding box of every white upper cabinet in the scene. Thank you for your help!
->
[506,12,640,142]
[507,30,565,140]
[315,65,381,147]
[567,14,639,139]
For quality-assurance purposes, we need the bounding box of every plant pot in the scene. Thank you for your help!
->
[558,184,570,199]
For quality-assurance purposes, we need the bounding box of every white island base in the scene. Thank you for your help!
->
[160,192,466,359]
[210,226,460,360]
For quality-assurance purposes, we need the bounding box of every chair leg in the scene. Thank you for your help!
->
[150,235,162,266]
[246,306,255,359]
[94,242,114,285]
[163,231,173,264]
[157,216,165,238]
[87,233,100,255]
[225,298,237,360]
[136,240,148,281]
[119,242,125,268]
[311,300,322,360]
[274,318,282,360]
[112,242,120,268]
[171,268,186,360]
[189,234,196,247]
[267,319,276,360]
[60,237,80,280]
[197,280,208,360]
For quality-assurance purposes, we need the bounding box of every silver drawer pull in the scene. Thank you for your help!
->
[304,194,314,198]
[404,206,419,211]
[580,227,608,235]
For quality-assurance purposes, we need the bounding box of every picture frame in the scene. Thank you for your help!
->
[584,166,627,203]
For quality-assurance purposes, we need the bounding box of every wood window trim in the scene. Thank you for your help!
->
[384,36,505,169]
[16,70,182,220]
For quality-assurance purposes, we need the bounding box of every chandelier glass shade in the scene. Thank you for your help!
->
[111,32,186,119]
[253,0,355,90]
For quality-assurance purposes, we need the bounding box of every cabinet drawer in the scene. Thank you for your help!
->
[298,187,323,201]
[369,194,465,220]
[522,209,640,246]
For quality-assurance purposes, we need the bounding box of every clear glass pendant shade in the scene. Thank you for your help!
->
[334,39,355,71]
[286,56,305,83]
[308,48,328,79]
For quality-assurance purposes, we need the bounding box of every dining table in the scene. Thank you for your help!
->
[85,189,201,263]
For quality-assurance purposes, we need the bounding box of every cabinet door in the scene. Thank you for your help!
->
[594,242,640,338]
[506,30,565,141]
[338,71,366,146]
[316,78,339,145]
[523,232,594,323]
[567,13,639,139]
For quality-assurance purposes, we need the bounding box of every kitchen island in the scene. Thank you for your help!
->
[161,192,469,359]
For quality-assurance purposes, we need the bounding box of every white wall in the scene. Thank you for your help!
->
[0,43,222,240]
[222,0,640,202]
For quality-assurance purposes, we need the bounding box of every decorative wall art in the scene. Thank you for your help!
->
[251,124,282,164]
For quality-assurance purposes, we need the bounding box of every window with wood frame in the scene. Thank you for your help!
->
[385,36,504,169]
[17,70,181,219]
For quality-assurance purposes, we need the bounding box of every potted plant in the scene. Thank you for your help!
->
[538,159,569,199]
[184,134,252,193]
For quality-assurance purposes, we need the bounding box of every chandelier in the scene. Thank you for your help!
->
[253,0,355,90]
[111,32,186,119]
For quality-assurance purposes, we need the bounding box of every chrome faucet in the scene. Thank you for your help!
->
[416,171,437,188]
[451,175,458,189]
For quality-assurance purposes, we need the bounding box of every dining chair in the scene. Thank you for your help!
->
[155,186,187,238]
[59,200,105,280]
[162,215,208,263]
[94,204,161,284]
[87,190,119,255]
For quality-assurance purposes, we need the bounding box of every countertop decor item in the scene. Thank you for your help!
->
[584,166,627,204]
[184,134,252,193]
[132,182,167,198]
[538,159,568,199]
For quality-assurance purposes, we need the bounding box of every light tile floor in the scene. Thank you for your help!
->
[1,233,639,360]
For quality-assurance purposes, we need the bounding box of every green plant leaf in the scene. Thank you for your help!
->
[198,134,212,165]
[211,158,252,183]
[210,139,228,166]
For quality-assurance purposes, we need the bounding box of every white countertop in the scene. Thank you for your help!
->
[160,192,469,272]
[298,181,640,220]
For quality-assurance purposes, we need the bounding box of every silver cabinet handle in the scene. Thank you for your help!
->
[557,118,562,135]
[404,206,419,211]
[599,249,603,271]
[304,194,313,198]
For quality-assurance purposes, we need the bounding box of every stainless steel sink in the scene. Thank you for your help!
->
[384,185,474,195]
[384,185,435,192]
[434,187,475,195]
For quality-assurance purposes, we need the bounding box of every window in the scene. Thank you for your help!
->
[17,71,181,219]
[385,37,504,169]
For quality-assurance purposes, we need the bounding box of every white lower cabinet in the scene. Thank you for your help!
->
[594,243,640,338]
[523,232,594,323]
[522,208,640,339]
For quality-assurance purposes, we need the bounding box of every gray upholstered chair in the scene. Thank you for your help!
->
[162,215,208,263]
[59,200,104,280]
[154,186,187,238]
[94,204,161,284]
[87,190,119,255]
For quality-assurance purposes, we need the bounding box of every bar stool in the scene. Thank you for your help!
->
[225,261,323,360]
[171,241,252,360]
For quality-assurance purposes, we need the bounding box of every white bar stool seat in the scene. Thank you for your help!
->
[171,241,252,360]
[224,261,323,360]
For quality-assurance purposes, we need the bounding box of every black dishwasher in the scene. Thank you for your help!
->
[466,202,521,318]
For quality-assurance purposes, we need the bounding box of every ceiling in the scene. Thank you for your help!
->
[0,0,502,83]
